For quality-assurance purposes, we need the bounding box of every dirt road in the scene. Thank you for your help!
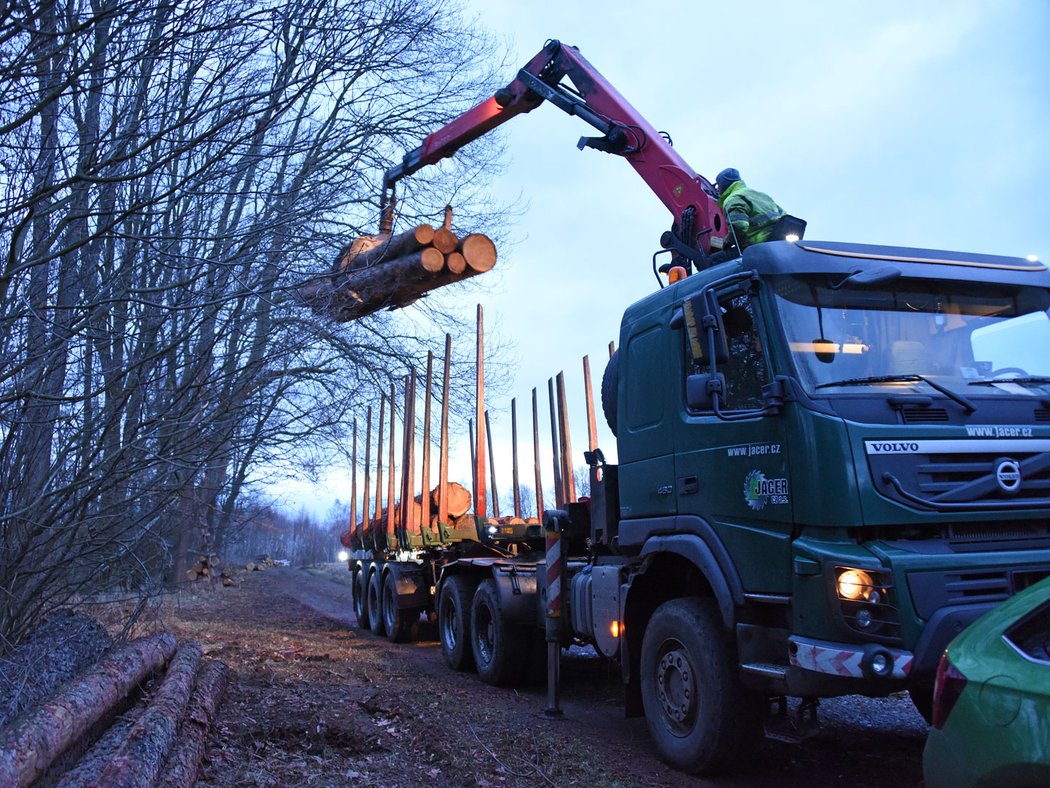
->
[167,566,928,786]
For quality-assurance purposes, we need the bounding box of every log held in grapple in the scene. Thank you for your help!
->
[299,206,497,322]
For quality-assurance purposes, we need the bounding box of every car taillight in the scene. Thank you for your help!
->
[931,652,968,729]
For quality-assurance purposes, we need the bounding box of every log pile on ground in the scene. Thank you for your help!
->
[186,555,237,587]
[246,555,276,572]
[299,206,497,322]
[0,633,229,787]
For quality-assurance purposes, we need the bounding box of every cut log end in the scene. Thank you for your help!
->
[446,251,466,274]
[460,234,497,272]
[420,247,445,273]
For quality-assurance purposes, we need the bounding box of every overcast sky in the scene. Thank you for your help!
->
[281,0,1050,524]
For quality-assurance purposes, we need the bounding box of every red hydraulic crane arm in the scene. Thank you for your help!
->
[383,40,728,261]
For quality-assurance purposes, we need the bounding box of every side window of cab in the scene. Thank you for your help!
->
[684,294,770,412]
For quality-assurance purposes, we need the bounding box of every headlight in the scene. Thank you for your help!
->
[337,550,349,562]
[833,566,901,642]
[837,569,874,601]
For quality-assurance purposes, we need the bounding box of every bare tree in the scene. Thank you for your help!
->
[0,0,506,646]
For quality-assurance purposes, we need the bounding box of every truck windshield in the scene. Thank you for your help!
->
[770,276,1050,393]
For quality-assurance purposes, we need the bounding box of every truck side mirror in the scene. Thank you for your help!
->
[686,372,726,411]
[683,293,729,366]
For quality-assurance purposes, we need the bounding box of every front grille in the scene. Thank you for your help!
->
[1037,408,1050,423]
[866,438,1050,510]
[909,566,1050,620]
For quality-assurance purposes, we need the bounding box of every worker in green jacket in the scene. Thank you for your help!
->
[715,168,785,248]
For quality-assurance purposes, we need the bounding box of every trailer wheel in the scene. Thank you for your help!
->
[640,597,761,774]
[353,569,370,630]
[470,579,528,687]
[601,349,619,437]
[367,570,386,637]
[438,575,476,671]
[382,571,419,643]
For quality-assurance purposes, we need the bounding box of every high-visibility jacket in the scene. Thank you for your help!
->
[718,180,784,247]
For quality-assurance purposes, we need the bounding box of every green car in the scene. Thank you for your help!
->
[923,575,1050,788]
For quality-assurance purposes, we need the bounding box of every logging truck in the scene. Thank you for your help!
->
[342,40,1050,774]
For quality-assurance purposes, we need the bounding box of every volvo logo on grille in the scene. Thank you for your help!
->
[995,459,1022,494]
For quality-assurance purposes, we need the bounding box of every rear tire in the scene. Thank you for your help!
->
[601,350,619,437]
[470,579,528,687]
[438,575,476,671]
[383,571,419,643]
[353,568,370,630]
[640,597,761,774]
[367,570,386,637]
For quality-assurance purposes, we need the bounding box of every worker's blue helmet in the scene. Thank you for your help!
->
[716,167,741,193]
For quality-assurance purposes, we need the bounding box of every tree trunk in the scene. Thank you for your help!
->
[94,642,202,788]
[157,660,230,788]
[0,633,177,788]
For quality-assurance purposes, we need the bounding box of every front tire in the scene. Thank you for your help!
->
[471,579,527,687]
[640,597,761,774]
[383,571,419,643]
[438,575,476,671]
[367,570,386,636]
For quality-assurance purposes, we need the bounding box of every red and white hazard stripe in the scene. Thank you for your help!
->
[545,529,562,618]
[789,636,914,680]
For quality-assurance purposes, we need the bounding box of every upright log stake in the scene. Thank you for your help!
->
[387,382,396,548]
[469,419,477,510]
[557,372,576,503]
[583,356,598,453]
[532,388,545,519]
[485,410,500,519]
[401,370,417,548]
[421,351,434,535]
[373,397,385,550]
[475,305,487,519]
[438,334,452,524]
[548,378,563,508]
[362,406,372,546]
[511,398,522,519]
[350,419,358,546]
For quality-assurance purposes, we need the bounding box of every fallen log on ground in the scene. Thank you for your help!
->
[156,659,230,788]
[0,632,177,788]
[94,642,202,788]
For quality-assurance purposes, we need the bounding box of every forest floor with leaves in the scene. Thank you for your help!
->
[157,566,929,787]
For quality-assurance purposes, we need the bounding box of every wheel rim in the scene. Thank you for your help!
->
[475,601,495,666]
[441,595,459,650]
[368,576,379,618]
[383,580,396,631]
[655,641,697,736]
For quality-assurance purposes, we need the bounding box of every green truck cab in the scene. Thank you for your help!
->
[601,238,1050,770]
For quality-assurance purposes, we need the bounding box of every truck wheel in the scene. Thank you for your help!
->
[470,579,528,687]
[367,570,386,637]
[383,571,419,643]
[353,569,370,630]
[640,597,761,774]
[601,350,619,437]
[438,575,476,671]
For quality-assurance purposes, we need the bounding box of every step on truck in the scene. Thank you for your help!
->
[343,39,1050,774]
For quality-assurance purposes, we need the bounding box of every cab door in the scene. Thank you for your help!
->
[673,289,795,594]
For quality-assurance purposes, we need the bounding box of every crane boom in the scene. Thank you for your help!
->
[382,39,729,263]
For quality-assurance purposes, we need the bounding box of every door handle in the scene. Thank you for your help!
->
[678,475,699,495]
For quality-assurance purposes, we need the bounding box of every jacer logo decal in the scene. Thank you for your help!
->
[744,470,790,511]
